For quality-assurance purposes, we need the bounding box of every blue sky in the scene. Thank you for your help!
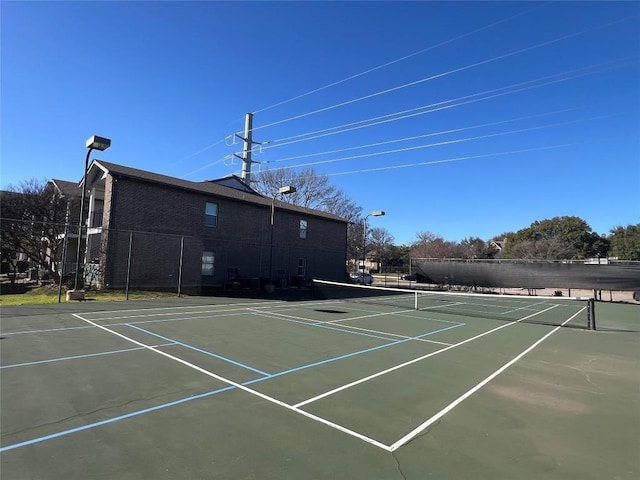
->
[2,1,638,245]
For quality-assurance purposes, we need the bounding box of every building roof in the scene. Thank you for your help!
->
[205,175,263,194]
[88,160,349,223]
[50,179,81,198]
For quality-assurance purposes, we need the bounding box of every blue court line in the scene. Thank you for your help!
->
[0,322,464,453]
[244,322,466,385]
[0,386,235,453]
[0,343,176,369]
[125,323,272,377]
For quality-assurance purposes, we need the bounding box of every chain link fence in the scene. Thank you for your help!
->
[2,218,344,297]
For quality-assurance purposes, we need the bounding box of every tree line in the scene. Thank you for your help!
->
[254,168,640,268]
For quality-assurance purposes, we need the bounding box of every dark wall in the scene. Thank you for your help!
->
[100,175,347,289]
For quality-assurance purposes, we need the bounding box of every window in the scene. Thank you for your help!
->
[297,258,306,276]
[205,202,218,227]
[299,219,308,239]
[202,251,215,276]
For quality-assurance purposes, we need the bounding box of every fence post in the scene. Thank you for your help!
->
[177,236,184,297]
[57,211,70,303]
[589,298,597,331]
[125,231,133,301]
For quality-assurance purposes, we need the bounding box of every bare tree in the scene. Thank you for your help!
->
[410,231,461,259]
[369,227,394,253]
[253,168,361,221]
[0,179,73,282]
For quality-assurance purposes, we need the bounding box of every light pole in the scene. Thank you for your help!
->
[362,210,385,274]
[73,135,111,291]
[269,185,296,287]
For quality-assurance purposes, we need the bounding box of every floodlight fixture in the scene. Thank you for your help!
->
[278,185,297,195]
[86,135,111,151]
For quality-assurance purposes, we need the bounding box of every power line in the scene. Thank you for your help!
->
[193,56,633,178]
[259,109,576,165]
[260,57,633,150]
[256,115,608,172]
[179,115,247,178]
[252,2,550,115]
[245,144,576,180]
[248,57,633,160]
[324,144,576,177]
[178,4,550,178]
[254,16,634,132]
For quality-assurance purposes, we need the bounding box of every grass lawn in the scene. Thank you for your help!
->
[0,283,180,305]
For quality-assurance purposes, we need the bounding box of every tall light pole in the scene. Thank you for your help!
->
[362,210,385,274]
[73,135,111,291]
[269,185,296,287]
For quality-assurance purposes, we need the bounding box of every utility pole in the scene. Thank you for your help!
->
[238,113,255,186]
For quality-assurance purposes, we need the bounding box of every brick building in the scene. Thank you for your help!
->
[81,160,349,291]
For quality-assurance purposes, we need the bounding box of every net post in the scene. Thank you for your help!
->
[588,298,597,330]
[414,291,418,310]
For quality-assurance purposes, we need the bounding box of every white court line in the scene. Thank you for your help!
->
[82,304,285,322]
[72,313,391,451]
[249,308,453,346]
[322,316,455,346]
[315,299,465,325]
[78,300,285,317]
[294,304,560,408]
[388,307,585,451]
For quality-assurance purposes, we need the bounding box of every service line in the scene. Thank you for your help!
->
[295,304,560,408]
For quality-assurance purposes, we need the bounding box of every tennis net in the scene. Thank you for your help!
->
[312,280,595,329]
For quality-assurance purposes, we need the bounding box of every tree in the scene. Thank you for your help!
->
[410,231,461,259]
[379,244,411,269]
[609,224,640,260]
[253,168,361,220]
[502,216,603,260]
[367,227,394,269]
[0,179,73,283]
[459,236,498,259]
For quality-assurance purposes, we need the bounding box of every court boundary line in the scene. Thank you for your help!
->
[69,313,391,451]
[77,299,287,316]
[1,302,587,454]
[0,343,176,369]
[0,314,461,453]
[250,308,457,346]
[388,308,585,451]
[294,304,560,408]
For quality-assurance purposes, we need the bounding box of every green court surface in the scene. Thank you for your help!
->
[1,293,638,479]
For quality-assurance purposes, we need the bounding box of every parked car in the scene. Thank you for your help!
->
[401,273,417,281]
[351,273,374,285]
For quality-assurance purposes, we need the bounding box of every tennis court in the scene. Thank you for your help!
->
[1,285,638,479]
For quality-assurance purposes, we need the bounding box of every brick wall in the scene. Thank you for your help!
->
[100,175,347,289]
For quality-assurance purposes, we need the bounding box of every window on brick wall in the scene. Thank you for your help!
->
[297,258,306,276]
[202,251,215,276]
[205,202,218,227]
[299,219,308,239]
